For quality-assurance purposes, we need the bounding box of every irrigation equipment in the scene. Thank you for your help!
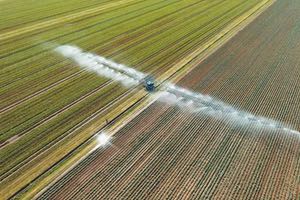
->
[55,45,300,136]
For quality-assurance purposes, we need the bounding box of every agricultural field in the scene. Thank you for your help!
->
[38,0,300,199]
[0,0,271,198]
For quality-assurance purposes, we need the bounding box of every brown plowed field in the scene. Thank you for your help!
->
[39,0,300,199]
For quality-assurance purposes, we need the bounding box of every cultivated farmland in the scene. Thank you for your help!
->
[0,0,270,199]
[38,0,300,199]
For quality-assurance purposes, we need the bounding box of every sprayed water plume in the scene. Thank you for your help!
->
[55,45,141,87]
[94,56,146,80]
[158,84,300,136]
[95,132,112,149]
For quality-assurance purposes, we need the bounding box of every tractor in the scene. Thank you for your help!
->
[144,76,155,92]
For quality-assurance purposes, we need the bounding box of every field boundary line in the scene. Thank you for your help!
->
[13,0,275,198]
[0,0,137,42]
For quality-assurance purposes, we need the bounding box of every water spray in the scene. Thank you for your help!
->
[95,132,112,149]
[54,44,300,137]
[157,87,299,135]
[55,45,141,87]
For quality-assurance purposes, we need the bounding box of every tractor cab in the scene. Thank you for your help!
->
[144,76,155,92]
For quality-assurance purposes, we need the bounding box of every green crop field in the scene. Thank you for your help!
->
[0,0,269,198]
